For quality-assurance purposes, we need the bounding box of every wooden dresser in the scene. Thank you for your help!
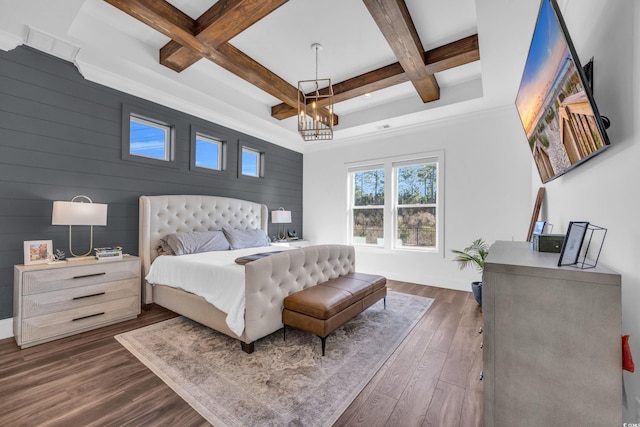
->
[483,241,621,427]
[13,256,141,348]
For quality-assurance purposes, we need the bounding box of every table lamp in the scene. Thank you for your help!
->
[52,195,108,260]
[271,207,291,242]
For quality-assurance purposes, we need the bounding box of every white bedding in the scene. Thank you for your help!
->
[145,246,288,336]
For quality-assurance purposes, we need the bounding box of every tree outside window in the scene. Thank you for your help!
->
[395,162,437,248]
[348,153,442,252]
[351,168,384,245]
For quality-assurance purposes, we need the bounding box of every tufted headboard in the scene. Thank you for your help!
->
[139,195,268,302]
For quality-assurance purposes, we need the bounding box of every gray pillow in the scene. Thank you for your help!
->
[222,227,270,250]
[160,231,230,255]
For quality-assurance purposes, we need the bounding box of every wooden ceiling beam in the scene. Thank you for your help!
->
[271,34,479,120]
[363,0,440,103]
[160,0,289,73]
[103,0,337,125]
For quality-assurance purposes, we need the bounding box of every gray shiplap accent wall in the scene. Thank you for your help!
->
[0,46,303,320]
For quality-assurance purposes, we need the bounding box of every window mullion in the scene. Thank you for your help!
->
[385,162,393,250]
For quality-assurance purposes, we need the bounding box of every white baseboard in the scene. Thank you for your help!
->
[0,317,14,340]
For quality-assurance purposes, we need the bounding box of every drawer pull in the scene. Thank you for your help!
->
[73,272,106,279]
[73,292,106,301]
[72,312,105,322]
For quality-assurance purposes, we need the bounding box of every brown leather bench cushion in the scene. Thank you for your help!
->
[283,272,386,320]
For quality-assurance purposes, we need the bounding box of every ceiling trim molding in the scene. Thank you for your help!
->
[75,57,304,153]
[271,34,480,120]
[305,104,517,155]
[304,86,516,154]
[0,29,23,52]
[103,0,479,128]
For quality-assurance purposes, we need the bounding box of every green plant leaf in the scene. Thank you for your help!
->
[451,238,489,272]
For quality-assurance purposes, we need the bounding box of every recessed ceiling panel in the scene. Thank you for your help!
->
[229,0,396,86]
[406,0,478,49]
[4,0,488,148]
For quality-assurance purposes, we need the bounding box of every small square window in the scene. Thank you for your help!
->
[195,133,223,170]
[242,146,263,177]
[129,115,171,161]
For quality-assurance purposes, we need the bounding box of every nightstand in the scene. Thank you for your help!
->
[13,255,141,348]
[271,240,311,248]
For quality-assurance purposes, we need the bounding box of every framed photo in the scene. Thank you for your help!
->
[24,240,53,265]
[557,222,589,267]
[532,220,547,239]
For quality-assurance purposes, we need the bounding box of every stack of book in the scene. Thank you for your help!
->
[95,246,123,260]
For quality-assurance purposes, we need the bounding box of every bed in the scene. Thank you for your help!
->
[139,195,355,353]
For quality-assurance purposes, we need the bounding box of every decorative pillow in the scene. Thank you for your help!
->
[223,227,270,250]
[160,230,230,255]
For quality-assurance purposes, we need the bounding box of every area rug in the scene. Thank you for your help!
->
[115,291,433,427]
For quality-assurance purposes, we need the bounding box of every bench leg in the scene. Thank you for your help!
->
[240,341,255,354]
[384,296,387,310]
[283,325,286,341]
[320,336,326,356]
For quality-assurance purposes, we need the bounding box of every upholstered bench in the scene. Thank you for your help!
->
[282,272,387,355]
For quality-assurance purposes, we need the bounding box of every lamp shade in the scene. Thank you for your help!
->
[271,210,291,224]
[52,201,108,226]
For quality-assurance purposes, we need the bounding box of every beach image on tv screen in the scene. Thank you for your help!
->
[515,0,607,183]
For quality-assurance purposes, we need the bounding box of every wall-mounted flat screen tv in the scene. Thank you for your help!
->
[515,0,610,183]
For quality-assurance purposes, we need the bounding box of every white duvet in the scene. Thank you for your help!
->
[145,246,287,336]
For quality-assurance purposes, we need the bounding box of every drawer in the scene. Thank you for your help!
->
[22,278,139,318]
[20,296,139,345]
[22,259,140,295]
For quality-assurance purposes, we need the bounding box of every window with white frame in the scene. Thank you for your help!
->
[394,160,438,249]
[129,114,172,161]
[241,146,263,177]
[347,152,442,251]
[194,133,224,171]
[349,167,385,246]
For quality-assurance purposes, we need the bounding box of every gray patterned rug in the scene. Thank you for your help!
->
[115,291,433,427]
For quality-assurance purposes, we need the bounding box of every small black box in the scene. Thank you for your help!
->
[531,234,565,253]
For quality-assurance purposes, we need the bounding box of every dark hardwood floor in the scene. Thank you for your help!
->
[0,281,483,426]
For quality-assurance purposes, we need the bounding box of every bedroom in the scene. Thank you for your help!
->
[0,0,638,425]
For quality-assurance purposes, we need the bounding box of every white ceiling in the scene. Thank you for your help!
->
[0,0,553,153]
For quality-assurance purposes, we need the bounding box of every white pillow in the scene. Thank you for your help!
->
[222,227,270,250]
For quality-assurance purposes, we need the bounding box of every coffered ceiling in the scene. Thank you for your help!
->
[0,0,547,152]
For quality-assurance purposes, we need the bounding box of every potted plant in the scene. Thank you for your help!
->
[451,238,489,306]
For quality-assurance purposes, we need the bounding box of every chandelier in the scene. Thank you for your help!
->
[298,43,334,141]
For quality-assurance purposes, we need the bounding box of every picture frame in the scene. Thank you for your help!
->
[557,222,589,267]
[531,220,547,239]
[24,240,53,265]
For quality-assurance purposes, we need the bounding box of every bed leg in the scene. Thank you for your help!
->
[142,303,153,312]
[241,341,255,354]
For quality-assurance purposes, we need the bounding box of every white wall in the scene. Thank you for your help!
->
[305,0,638,418]
[303,106,532,291]
[537,0,639,420]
